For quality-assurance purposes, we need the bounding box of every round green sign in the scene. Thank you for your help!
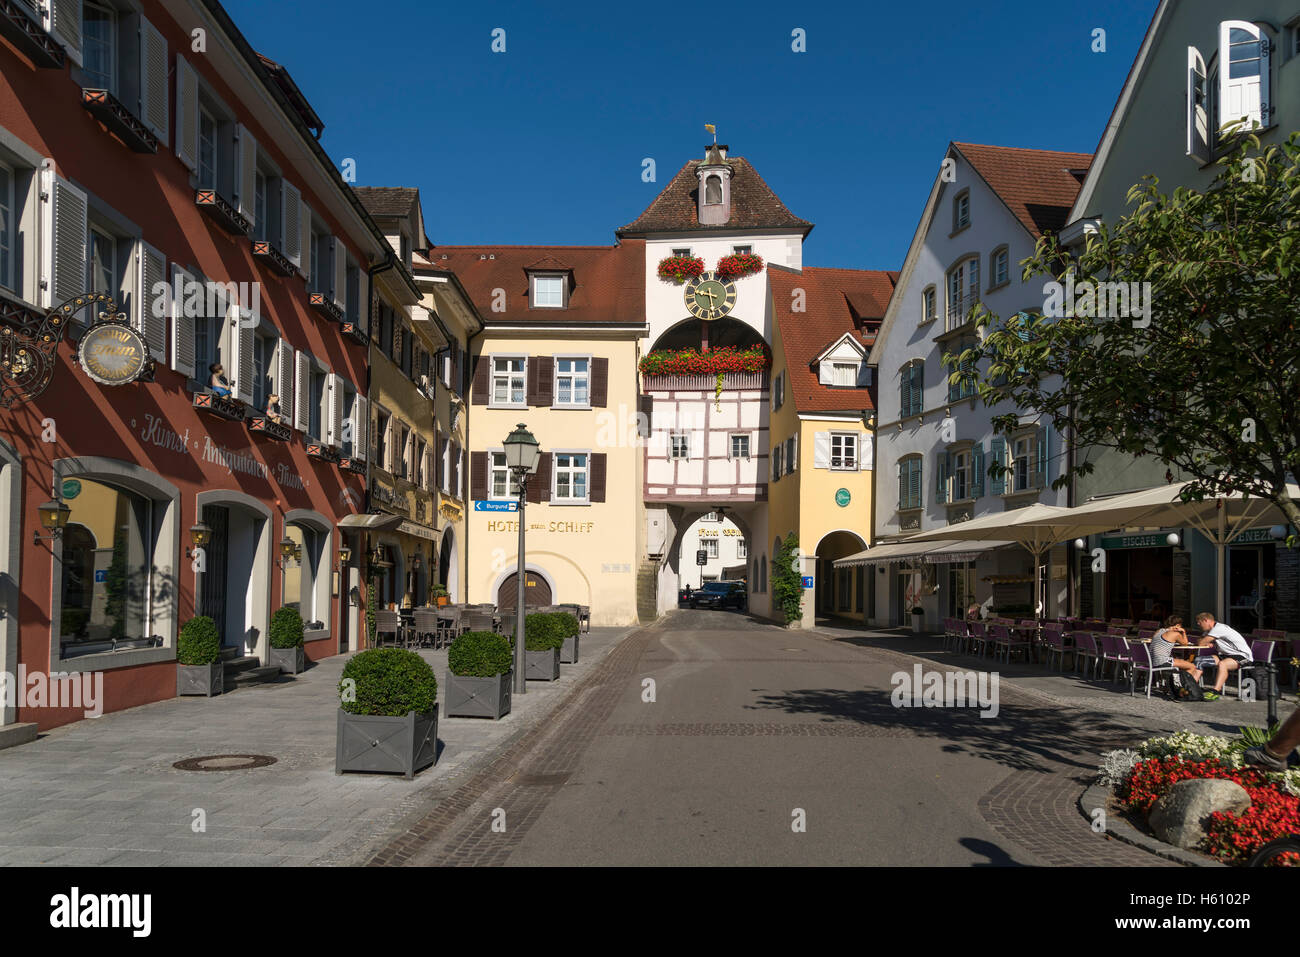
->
[61,479,82,500]
[835,488,851,507]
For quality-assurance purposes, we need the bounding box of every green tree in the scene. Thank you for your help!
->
[948,132,1300,535]
[771,534,804,624]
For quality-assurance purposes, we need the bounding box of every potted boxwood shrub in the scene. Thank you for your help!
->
[444,630,512,719]
[555,611,581,664]
[176,615,222,696]
[516,612,563,681]
[335,648,438,779]
[910,606,925,634]
[268,605,305,675]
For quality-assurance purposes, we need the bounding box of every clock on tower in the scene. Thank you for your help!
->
[683,271,737,321]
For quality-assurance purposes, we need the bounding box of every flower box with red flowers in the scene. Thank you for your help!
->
[715,253,764,279]
[638,344,771,377]
[657,255,706,284]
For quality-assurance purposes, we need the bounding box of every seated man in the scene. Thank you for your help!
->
[209,363,233,398]
[1194,611,1253,701]
[1243,705,1300,771]
[1149,615,1205,700]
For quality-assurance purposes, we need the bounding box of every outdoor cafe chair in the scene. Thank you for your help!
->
[1111,618,1134,628]
[1101,634,1132,683]
[1136,629,1156,642]
[1000,623,1033,664]
[373,610,402,648]
[1072,631,1101,678]
[968,620,990,657]
[941,617,960,651]
[1225,640,1277,700]
[1129,641,1175,698]
[412,609,439,649]
[463,610,498,634]
[1137,619,1161,631]
[1106,625,1129,637]
[1042,627,1071,672]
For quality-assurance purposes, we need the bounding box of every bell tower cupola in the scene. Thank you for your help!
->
[696,141,732,226]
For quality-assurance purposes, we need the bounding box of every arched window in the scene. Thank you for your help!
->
[760,555,767,593]
[704,174,722,205]
[947,256,980,330]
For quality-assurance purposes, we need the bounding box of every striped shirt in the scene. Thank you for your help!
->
[1150,628,1177,665]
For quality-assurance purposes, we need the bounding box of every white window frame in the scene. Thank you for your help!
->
[490,354,527,407]
[830,432,858,471]
[531,274,565,308]
[552,451,590,504]
[947,257,980,330]
[553,354,591,407]
[950,446,972,502]
[921,286,936,324]
[490,451,512,499]
[669,432,690,460]
[729,433,750,460]
[991,247,1010,288]
[701,538,719,560]
[1011,434,1033,493]
[736,538,747,560]
[732,244,752,255]
[830,361,857,387]
[953,190,971,231]
[671,247,692,257]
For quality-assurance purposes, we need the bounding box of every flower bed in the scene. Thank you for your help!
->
[1100,730,1300,866]
[715,252,764,279]
[638,344,770,376]
[657,255,705,283]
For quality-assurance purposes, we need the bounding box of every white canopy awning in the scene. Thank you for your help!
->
[833,538,1013,568]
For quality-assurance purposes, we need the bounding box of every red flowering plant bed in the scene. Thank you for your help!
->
[657,255,705,283]
[638,344,771,377]
[715,252,764,279]
[1116,756,1300,865]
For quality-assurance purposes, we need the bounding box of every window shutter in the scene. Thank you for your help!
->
[588,453,607,503]
[785,436,796,474]
[352,395,368,461]
[990,437,1007,496]
[857,364,872,388]
[908,459,922,510]
[531,356,554,406]
[232,303,253,404]
[39,170,87,309]
[812,431,830,469]
[818,361,832,386]
[138,16,169,141]
[935,451,948,504]
[529,453,551,504]
[971,442,985,497]
[471,353,490,405]
[326,373,344,447]
[169,264,196,379]
[454,444,463,498]
[294,351,311,432]
[46,0,82,65]
[433,431,443,490]
[1036,426,1049,490]
[590,356,609,407]
[859,432,873,470]
[276,340,295,425]
[298,200,312,282]
[281,182,302,266]
[134,240,167,357]
[1186,46,1211,161]
[234,124,257,226]
[174,55,199,170]
[332,237,347,311]
[1219,21,1268,131]
[470,452,488,500]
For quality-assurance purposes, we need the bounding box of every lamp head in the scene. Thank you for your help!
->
[503,422,541,474]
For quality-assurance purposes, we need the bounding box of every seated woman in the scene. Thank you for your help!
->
[209,363,233,398]
[1150,615,1204,700]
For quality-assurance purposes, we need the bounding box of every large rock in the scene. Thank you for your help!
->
[1148,779,1252,849]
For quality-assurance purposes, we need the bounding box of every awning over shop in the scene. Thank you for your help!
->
[834,539,1013,568]
[397,520,438,541]
[337,512,404,532]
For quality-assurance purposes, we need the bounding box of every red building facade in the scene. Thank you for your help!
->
[0,0,388,735]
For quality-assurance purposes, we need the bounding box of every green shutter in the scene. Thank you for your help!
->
[1036,425,1048,490]
[971,443,985,498]
[989,437,1006,496]
[935,451,948,504]
[909,458,922,510]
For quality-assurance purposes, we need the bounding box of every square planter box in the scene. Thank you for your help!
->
[177,662,222,697]
[269,645,305,675]
[525,647,561,681]
[444,671,512,719]
[335,709,437,780]
[560,634,580,664]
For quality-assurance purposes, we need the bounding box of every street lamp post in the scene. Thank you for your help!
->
[503,423,541,694]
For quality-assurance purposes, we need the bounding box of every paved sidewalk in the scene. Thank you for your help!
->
[0,626,637,867]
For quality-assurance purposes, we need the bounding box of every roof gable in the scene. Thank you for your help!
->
[617,157,813,236]
[953,143,1093,238]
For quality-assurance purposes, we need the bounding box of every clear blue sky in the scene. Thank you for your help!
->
[225,0,1158,271]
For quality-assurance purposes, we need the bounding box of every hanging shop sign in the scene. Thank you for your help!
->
[77,320,152,386]
[1099,531,1178,550]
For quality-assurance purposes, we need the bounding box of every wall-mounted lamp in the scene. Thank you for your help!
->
[186,521,212,559]
[411,552,423,571]
[33,483,71,546]
[337,543,352,569]
[277,535,301,569]
[1165,532,1181,547]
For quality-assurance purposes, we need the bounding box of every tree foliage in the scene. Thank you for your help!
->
[947,132,1300,534]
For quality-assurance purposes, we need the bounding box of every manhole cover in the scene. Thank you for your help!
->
[172,754,277,772]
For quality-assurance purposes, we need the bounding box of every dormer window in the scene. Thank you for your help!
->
[704,175,722,205]
[830,362,858,387]
[531,274,566,308]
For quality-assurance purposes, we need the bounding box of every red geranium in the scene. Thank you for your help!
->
[657,255,705,283]
[715,253,764,279]
[638,344,771,376]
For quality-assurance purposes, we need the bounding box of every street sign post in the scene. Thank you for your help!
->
[473,500,519,512]
[696,549,707,566]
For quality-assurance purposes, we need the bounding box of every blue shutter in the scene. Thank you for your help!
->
[912,362,923,416]
[971,443,985,498]
[989,437,1006,496]
[935,451,948,504]
[909,458,922,510]
[900,365,911,417]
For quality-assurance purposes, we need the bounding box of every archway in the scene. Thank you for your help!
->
[496,569,553,611]
[813,529,868,624]
[439,528,459,602]
[648,316,768,354]
[196,489,273,660]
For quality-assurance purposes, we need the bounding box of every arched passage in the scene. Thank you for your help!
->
[649,316,769,354]
[196,489,273,660]
[813,529,868,622]
[439,528,459,602]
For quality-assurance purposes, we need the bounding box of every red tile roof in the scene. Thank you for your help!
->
[952,143,1093,237]
[416,243,645,324]
[617,157,813,236]
[768,265,897,413]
